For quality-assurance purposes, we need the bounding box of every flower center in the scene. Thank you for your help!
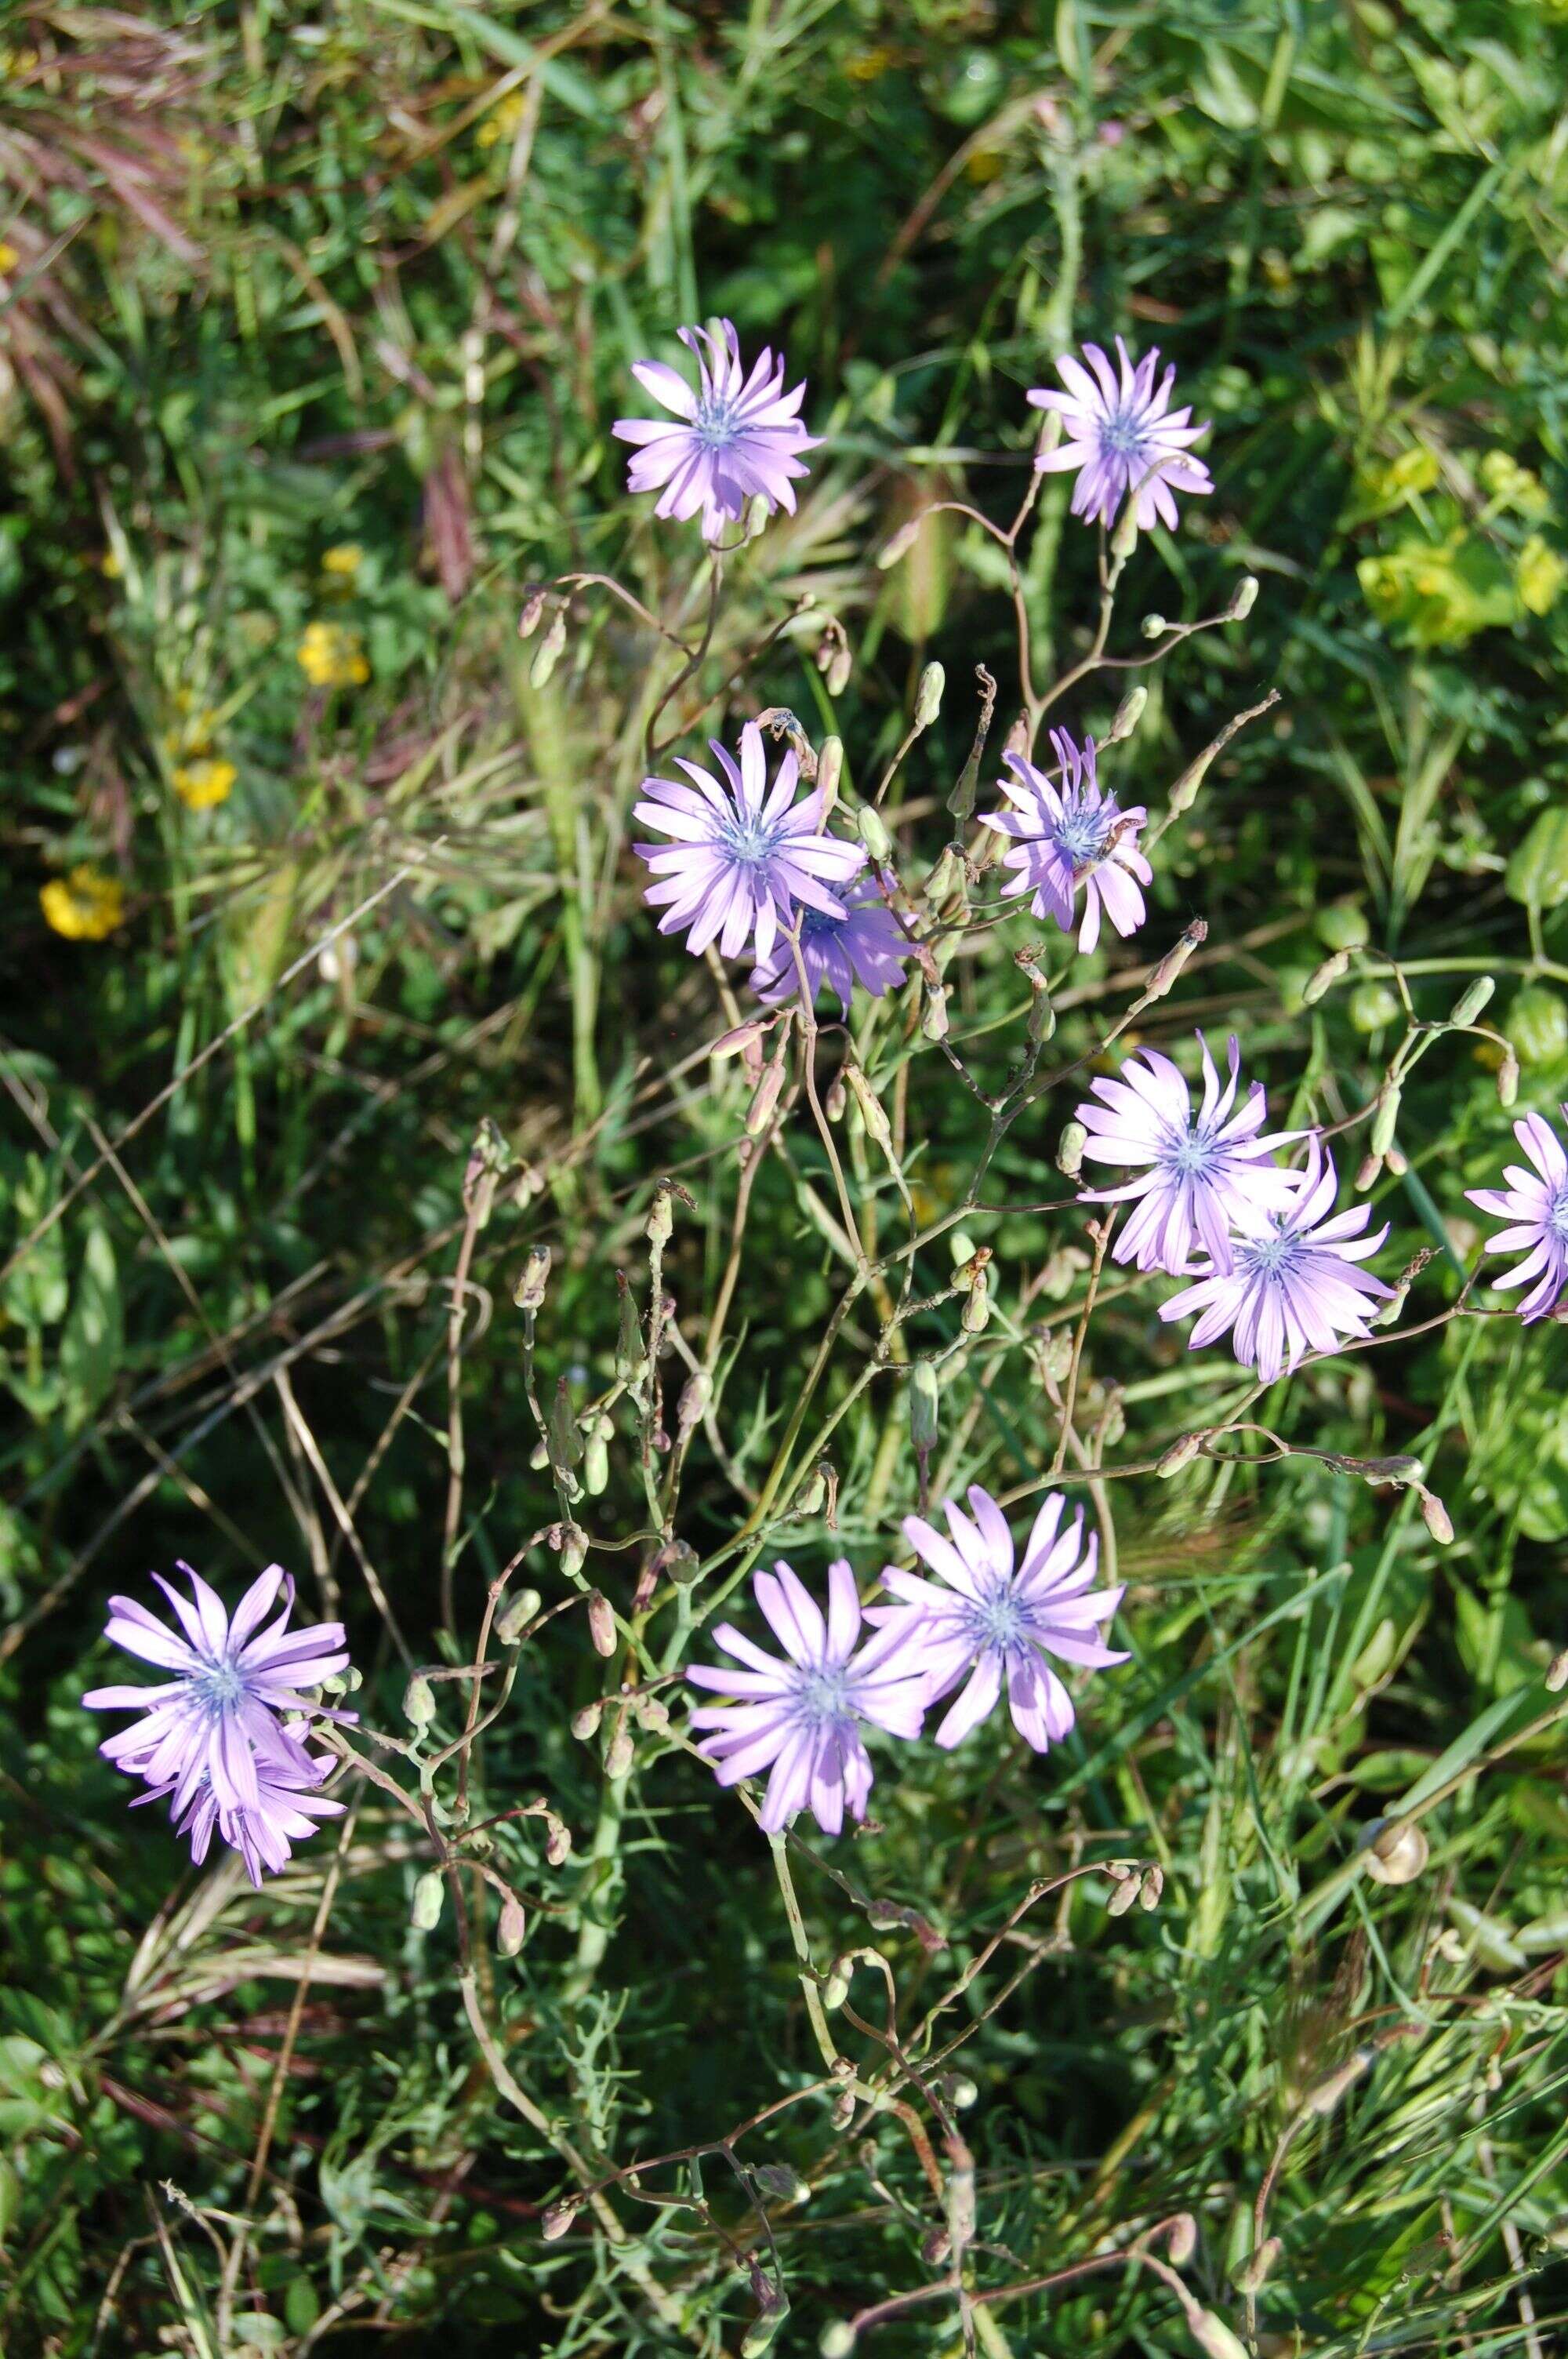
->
[192,1659,245,1716]
[1162,1128,1218,1180]
[793,1666,851,1727]
[800,905,844,944]
[720,811,784,868]
[1100,408,1148,461]
[1054,802,1114,869]
[1240,1226,1302,1281]
[1549,1189,1568,1244]
[964,1588,1030,1655]
[694,392,740,451]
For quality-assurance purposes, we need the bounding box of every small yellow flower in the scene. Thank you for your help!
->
[172,757,237,810]
[0,242,19,272]
[321,542,363,577]
[477,91,527,148]
[1518,534,1568,617]
[964,149,1004,184]
[100,549,122,579]
[40,865,125,941]
[296,620,369,689]
[845,45,895,81]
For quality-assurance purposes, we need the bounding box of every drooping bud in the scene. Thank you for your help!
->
[528,607,567,689]
[877,516,924,570]
[1302,2052,1371,2117]
[1302,949,1350,1006]
[753,2164,811,2207]
[822,1957,852,2010]
[666,1539,702,1585]
[1231,2237,1280,2295]
[1417,1486,1453,1545]
[920,984,949,1042]
[960,1272,991,1334]
[746,1056,787,1137]
[1227,574,1259,621]
[1370,1084,1402,1158]
[540,2202,576,2242]
[818,2324,857,2359]
[571,1699,602,1741]
[942,2074,978,2110]
[1166,2213,1197,2266]
[909,1360,939,1458]
[545,1816,572,1865]
[1109,503,1139,562]
[514,1245,551,1311]
[817,737,844,812]
[1139,1864,1164,1910]
[615,1271,648,1384]
[1365,1819,1428,1885]
[497,1894,527,1956]
[1157,1431,1205,1478]
[1141,612,1168,640]
[1498,1048,1520,1107]
[1139,918,1207,1001]
[587,1591,616,1656]
[1356,1150,1383,1191]
[495,1586,541,1645]
[825,1071,847,1121]
[557,1521,588,1579]
[677,1369,712,1440]
[1547,1649,1568,1694]
[1056,1120,1087,1179]
[1107,1874,1141,1917]
[404,1674,437,1729]
[857,804,892,863]
[583,1413,612,1498]
[605,1721,635,1779]
[743,492,770,542]
[517,586,548,639]
[1189,2312,1250,2359]
[1450,975,1495,1026]
[826,642,852,696]
[410,1871,445,1931]
[1108,682,1146,743]
[914,662,945,729]
[843,1063,895,1154]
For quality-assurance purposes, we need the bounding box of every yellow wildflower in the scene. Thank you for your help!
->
[1518,534,1568,617]
[321,542,363,576]
[477,92,527,149]
[40,865,125,941]
[0,242,19,272]
[172,757,237,810]
[296,621,369,689]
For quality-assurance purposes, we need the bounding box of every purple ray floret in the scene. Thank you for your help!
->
[982,729,1149,954]
[749,880,912,1013]
[687,1560,927,1836]
[1028,336,1214,533]
[867,1485,1126,1754]
[635,720,865,964]
[84,1562,351,1880]
[136,1713,346,1888]
[1465,1105,1568,1323]
[1158,1141,1392,1380]
[613,319,821,542]
[1076,1032,1304,1274]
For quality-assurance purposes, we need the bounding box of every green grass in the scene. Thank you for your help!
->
[5,2,1568,2353]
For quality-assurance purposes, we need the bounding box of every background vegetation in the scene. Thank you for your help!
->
[5,0,1568,2352]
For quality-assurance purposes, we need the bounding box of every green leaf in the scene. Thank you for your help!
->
[57,1219,122,1431]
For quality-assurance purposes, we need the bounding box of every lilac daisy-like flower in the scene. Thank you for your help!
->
[1465,1107,1568,1323]
[612,320,820,543]
[687,1560,927,1835]
[1027,337,1214,533]
[982,729,1150,954]
[83,1563,351,1841]
[1158,1142,1392,1380]
[1076,1033,1305,1274]
[749,880,912,1013]
[869,1487,1126,1754]
[136,1716,345,1888]
[635,720,864,964]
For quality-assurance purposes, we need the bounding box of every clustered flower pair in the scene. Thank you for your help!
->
[84,1564,350,1885]
[689,1486,1125,1837]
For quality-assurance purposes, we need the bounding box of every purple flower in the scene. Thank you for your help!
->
[635,720,864,964]
[1465,1108,1568,1323]
[1076,1033,1304,1274]
[982,730,1149,953]
[138,1717,345,1888]
[749,880,912,1012]
[1027,337,1213,533]
[84,1563,352,1873]
[1158,1143,1392,1380]
[687,1561,927,1835]
[612,320,820,543]
[869,1487,1126,1754]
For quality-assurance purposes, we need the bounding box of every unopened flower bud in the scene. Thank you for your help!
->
[634,1690,670,1733]
[1107,1873,1142,1916]
[822,1961,852,2010]
[844,1063,894,1154]
[825,1072,847,1121]
[1227,573,1259,621]
[819,2324,857,2359]
[1138,1865,1164,1910]
[826,642,852,696]
[404,1674,437,1728]
[1366,1818,1428,1885]
[818,736,844,812]
[517,587,548,639]
[1166,2213,1197,2266]
[1190,2314,1250,2359]
[857,804,891,863]
[830,2090,855,2128]
[615,1274,648,1384]
[586,1590,615,1656]
[1546,1649,1568,1693]
[497,1894,527,1955]
[1303,2052,1370,2117]
[941,2073,978,2110]
[529,607,566,689]
[1157,1431,1205,1478]
[495,1586,542,1644]
[754,2164,810,2206]
[410,1871,445,1931]
[921,984,949,1042]
[530,1436,550,1470]
[1108,682,1147,742]
[514,1245,551,1311]
[920,2226,951,2265]
[1356,1151,1383,1191]
[571,1700,602,1741]
[1109,504,1140,561]
[1384,1143,1408,1177]
[1450,975,1495,1026]
[877,516,924,570]
[1141,612,1167,640]
[558,1522,589,1579]
[647,1186,675,1252]
[746,1054,786,1136]
[1498,1049,1520,1107]
[1142,918,1207,1001]
[1417,1486,1453,1545]
[1056,1120,1087,1179]
[677,1369,712,1438]
[1370,1083,1402,1158]
[744,492,770,542]
[1302,949,1350,1006]
[960,1277,991,1334]
[1232,2237,1280,2295]
[606,1722,635,1779]
[540,2202,576,2242]
[548,1379,583,1478]
[914,662,945,729]
[583,1414,612,1497]
[666,1539,702,1585]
